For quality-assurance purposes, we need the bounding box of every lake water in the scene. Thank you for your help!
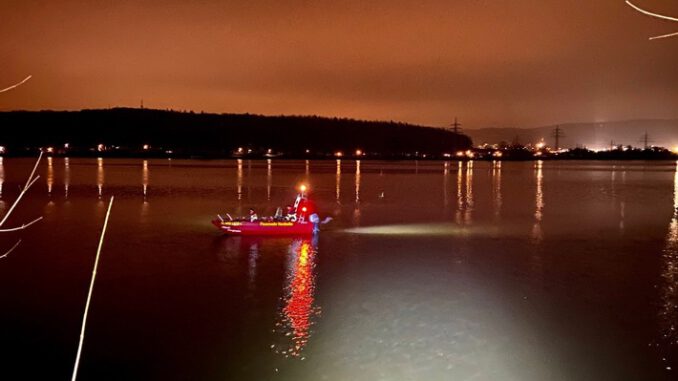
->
[1,158,677,380]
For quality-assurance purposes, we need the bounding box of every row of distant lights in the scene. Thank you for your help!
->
[0,144,170,154]
[0,145,505,158]
[334,150,363,158]
[586,145,678,154]
[3,144,677,156]
[237,147,365,157]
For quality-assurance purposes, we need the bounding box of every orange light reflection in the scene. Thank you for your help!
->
[274,239,320,358]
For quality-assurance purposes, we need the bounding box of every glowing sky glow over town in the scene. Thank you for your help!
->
[1,0,677,128]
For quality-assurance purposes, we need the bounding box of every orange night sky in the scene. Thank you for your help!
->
[1,0,677,128]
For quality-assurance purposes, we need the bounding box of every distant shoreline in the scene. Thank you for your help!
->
[1,152,676,161]
[1,108,675,161]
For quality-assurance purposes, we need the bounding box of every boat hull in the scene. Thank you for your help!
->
[212,219,315,236]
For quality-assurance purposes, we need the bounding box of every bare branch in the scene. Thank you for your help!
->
[626,0,678,40]
[0,75,32,94]
[24,150,44,191]
[650,31,678,40]
[626,1,678,22]
[0,78,42,260]
[0,216,43,233]
[0,240,21,259]
[0,152,43,228]
[71,196,114,381]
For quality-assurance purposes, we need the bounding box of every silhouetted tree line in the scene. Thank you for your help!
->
[562,147,675,160]
[0,108,472,158]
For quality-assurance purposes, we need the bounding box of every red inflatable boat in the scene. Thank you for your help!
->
[211,219,315,236]
[212,185,325,236]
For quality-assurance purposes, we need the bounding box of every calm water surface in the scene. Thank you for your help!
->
[1,158,677,380]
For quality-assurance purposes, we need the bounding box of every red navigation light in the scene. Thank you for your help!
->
[301,207,307,212]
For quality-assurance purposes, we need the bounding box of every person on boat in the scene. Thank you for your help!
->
[248,208,258,222]
[284,205,295,221]
[274,207,283,220]
[309,213,321,233]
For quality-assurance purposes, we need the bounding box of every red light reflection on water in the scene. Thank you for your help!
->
[273,238,320,358]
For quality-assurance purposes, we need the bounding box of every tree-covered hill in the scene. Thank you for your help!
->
[0,108,472,158]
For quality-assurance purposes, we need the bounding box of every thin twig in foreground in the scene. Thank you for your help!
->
[626,0,678,22]
[0,75,32,94]
[625,0,678,40]
[0,151,43,228]
[0,216,44,233]
[0,240,21,259]
[71,196,114,381]
[649,31,678,40]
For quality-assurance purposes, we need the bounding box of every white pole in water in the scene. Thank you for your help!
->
[71,196,114,381]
